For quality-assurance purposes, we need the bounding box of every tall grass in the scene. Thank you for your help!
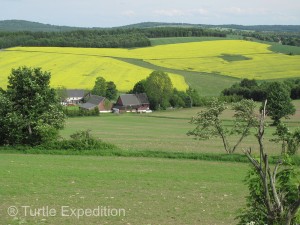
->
[1,147,299,165]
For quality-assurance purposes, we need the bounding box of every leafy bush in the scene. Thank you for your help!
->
[223,78,300,101]
[222,79,268,101]
[39,130,117,150]
[0,67,65,146]
[63,107,100,117]
[237,161,300,225]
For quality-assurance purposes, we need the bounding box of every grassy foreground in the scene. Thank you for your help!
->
[60,100,300,156]
[0,154,248,225]
[0,103,299,225]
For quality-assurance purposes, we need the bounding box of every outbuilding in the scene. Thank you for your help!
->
[79,94,112,113]
[113,93,150,113]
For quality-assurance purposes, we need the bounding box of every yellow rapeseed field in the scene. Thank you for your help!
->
[133,40,300,80]
[0,40,299,91]
[0,48,187,91]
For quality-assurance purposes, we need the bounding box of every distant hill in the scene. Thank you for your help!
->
[206,24,300,33]
[1,20,300,33]
[0,20,86,32]
[119,22,199,29]
[122,22,300,33]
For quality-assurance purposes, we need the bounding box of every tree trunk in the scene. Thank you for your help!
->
[28,124,32,135]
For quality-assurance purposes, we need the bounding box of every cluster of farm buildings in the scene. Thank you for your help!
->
[63,89,151,113]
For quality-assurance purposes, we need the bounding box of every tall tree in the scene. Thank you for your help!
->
[265,82,295,125]
[271,123,300,155]
[1,66,65,145]
[144,71,173,110]
[239,101,300,225]
[188,98,257,154]
[129,79,146,94]
[186,86,201,107]
[0,92,22,145]
[105,81,118,100]
[91,76,107,97]
[240,78,258,89]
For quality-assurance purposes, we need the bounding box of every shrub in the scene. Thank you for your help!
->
[63,107,100,117]
[39,130,117,151]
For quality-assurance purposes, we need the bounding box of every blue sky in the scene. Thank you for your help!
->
[1,0,300,27]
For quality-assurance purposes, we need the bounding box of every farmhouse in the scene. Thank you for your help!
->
[64,89,85,105]
[79,94,112,112]
[113,93,150,112]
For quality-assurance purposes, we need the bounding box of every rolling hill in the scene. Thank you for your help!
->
[0,20,86,32]
[0,40,299,95]
[1,20,300,32]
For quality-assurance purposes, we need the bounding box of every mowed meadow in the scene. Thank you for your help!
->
[1,102,300,224]
[60,100,300,156]
[0,40,300,93]
[0,155,248,225]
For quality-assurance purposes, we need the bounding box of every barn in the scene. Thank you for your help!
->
[113,93,150,113]
[79,94,112,113]
[63,89,85,105]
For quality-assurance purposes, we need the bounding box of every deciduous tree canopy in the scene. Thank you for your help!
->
[91,76,118,100]
[264,82,296,125]
[144,71,173,110]
[0,66,65,145]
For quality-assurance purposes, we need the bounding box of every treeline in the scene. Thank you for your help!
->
[0,30,150,48]
[128,71,202,110]
[215,24,300,33]
[222,78,300,101]
[0,27,226,49]
[141,27,226,38]
[240,31,300,47]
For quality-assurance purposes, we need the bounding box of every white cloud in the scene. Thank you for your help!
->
[154,8,209,17]
[223,7,243,14]
[122,10,136,17]
[191,9,209,16]
[222,7,269,16]
[154,9,185,17]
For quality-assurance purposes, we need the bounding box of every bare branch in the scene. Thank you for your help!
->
[268,161,283,213]
[263,154,273,214]
[243,149,265,182]
[232,120,252,153]
[241,99,299,224]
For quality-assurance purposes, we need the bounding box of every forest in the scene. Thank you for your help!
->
[1,20,300,48]
[0,27,226,49]
[240,31,300,47]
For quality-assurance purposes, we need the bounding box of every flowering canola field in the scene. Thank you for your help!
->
[138,40,300,80]
[0,40,299,91]
[0,48,187,91]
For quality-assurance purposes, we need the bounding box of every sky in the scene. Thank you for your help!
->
[1,0,300,27]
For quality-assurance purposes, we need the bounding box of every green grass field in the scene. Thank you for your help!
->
[0,154,249,225]
[115,57,238,96]
[59,100,300,156]
[1,102,300,225]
